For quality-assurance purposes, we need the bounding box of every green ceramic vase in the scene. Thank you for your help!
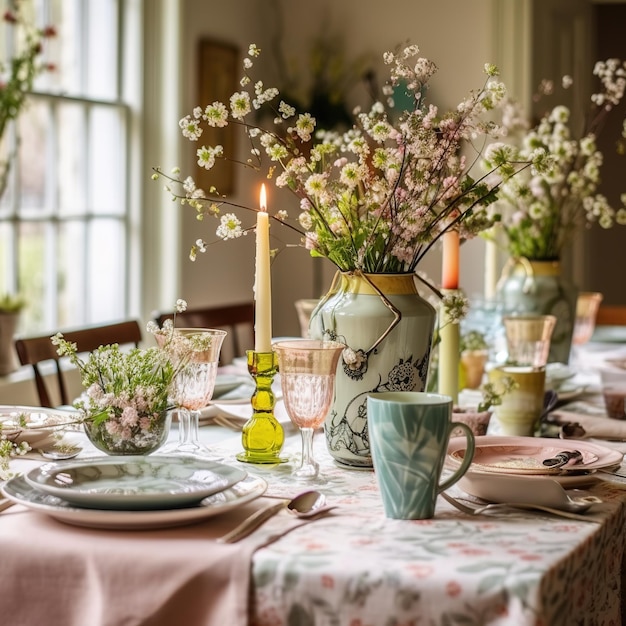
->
[497,259,577,364]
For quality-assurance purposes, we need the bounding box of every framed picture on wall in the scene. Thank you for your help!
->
[196,40,239,195]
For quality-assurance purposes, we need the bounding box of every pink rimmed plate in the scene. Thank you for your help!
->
[447,435,623,477]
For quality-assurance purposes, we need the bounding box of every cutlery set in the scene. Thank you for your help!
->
[440,491,602,523]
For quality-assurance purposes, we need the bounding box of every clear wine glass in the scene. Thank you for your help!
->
[156,328,226,456]
[273,339,344,482]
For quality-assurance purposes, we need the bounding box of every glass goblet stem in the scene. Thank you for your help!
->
[176,408,203,452]
[295,427,319,479]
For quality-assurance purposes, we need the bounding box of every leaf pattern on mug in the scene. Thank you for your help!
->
[369,404,449,519]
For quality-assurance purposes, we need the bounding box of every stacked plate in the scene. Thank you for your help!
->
[0,405,81,450]
[212,374,253,401]
[448,436,622,481]
[447,435,622,507]
[1,455,266,530]
[544,364,587,401]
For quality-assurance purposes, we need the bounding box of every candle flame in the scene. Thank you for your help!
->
[260,183,267,213]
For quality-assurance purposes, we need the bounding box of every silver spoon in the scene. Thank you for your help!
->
[39,445,82,461]
[287,490,333,517]
[218,490,334,543]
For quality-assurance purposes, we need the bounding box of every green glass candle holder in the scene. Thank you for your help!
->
[236,350,288,464]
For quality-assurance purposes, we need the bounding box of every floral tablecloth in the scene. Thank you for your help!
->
[206,432,626,626]
[222,338,626,626]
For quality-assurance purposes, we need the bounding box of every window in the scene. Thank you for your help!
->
[0,0,136,334]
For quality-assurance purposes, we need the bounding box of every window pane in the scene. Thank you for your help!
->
[58,220,86,326]
[17,101,50,214]
[39,0,82,95]
[0,222,15,293]
[86,219,125,321]
[17,221,48,332]
[86,0,119,99]
[39,0,119,100]
[89,106,125,214]
[58,102,87,215]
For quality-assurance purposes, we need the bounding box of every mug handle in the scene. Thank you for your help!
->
[437,422,475,493]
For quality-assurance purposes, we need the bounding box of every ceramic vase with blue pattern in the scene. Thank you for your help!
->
[310,272,436,469]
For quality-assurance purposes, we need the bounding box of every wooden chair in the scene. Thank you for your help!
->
[152,302,255,364]
[14,319,142,408]
[595,306,626,326]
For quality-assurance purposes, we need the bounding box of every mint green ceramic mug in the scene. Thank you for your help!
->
[367,392,475,519]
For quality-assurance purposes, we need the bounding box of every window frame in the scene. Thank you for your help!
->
[0,0,140,335]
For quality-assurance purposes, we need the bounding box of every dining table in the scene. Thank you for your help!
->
[2,339,626,626]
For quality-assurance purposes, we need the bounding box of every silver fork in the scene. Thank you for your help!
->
[440,492,601,523]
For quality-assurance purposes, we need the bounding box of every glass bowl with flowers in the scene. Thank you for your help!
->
[51,334,179,455]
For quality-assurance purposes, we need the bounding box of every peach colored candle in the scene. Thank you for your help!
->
[439,229,460,402]
[442,230,460,289]
[254,184,272,352]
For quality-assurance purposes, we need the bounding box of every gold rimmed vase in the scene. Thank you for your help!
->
[310,271,436,469]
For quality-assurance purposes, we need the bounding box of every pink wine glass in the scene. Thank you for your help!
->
[274,339,344,482]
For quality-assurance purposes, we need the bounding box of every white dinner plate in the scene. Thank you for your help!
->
[2,473,267,530]
[0,405,81,449]
[458,472,601,507]
[25,455,247,510]
[447,435,623,477]
[212,374,250,399]
[545,363,576,389]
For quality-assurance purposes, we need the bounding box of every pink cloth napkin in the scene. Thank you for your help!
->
[0,496,305,626]
[550,408,626,446]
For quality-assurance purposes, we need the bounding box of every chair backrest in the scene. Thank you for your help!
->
[15,319,143,408]
[153,302,254,364]
[595,305,626,326]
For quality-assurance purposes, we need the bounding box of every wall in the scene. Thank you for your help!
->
[582,2,626,303]
[176,0,502,337]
